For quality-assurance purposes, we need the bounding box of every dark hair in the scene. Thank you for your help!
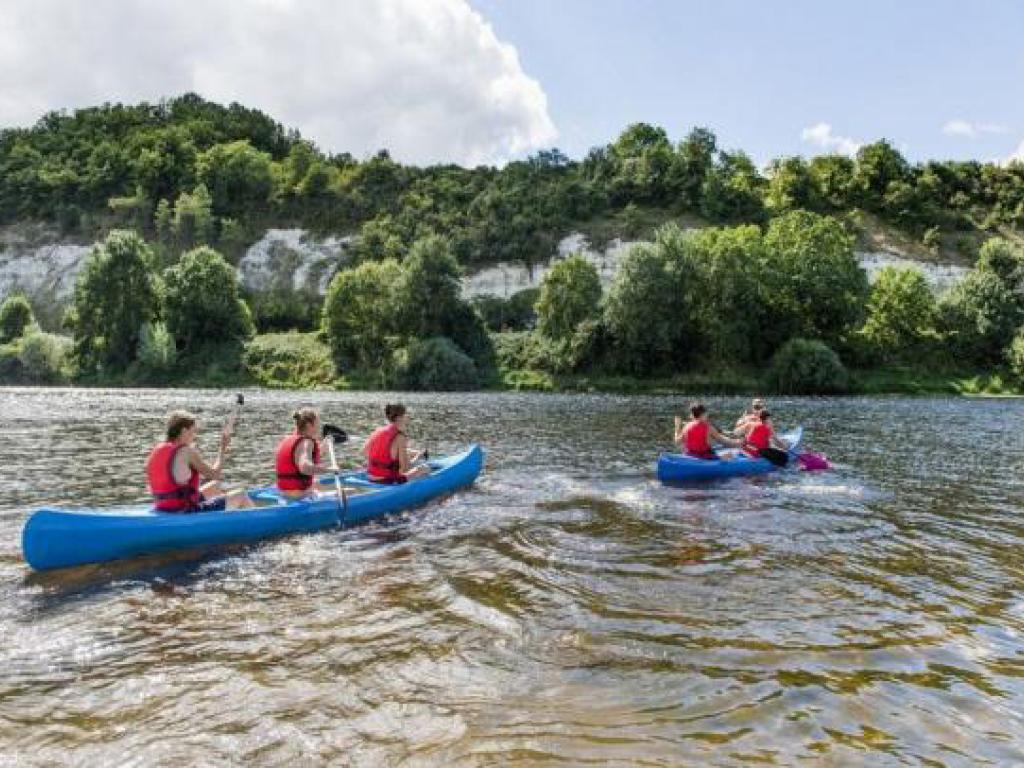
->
[689,402,706,419]
[166,410,196,441]
[759,410,772,422]
[292,407,318,431]
[384,403,407,422]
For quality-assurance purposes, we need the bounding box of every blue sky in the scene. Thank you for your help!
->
[472,0,1024,164]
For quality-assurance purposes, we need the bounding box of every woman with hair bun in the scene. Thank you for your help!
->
[364,403,430,484]
[275,406,331,498]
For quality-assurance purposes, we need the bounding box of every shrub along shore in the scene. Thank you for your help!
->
[1,213,1021,395]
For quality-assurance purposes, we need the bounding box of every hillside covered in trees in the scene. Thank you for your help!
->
[1,94,1023,394]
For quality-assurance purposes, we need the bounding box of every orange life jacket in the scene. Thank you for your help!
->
[146,441,200,512]
[366,423,402,482]
[683,420,713,457]
[276,434,321,491]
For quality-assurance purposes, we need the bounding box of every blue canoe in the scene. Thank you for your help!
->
[22,444,484,572]
[657,428,803,483]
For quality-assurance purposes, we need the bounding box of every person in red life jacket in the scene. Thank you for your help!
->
[742,410,790,462]
[275,407,331,498]
[364,403,430,484]
[734,397,766,436]
[674,402,740,460]
[146,410,253,513]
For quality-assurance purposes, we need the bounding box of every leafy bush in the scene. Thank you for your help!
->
[765,338,849,394]
[536,254,602,341]
[163,246,254,354]
[0,342,23,382]
[0,294,34,343]
[243,332,336,388]
[1007,327,1024,384]
[391,336,479,391]
[17,331,71,384]
[248,290,323,333]
[472,288,539,332]
[137,321,177,374]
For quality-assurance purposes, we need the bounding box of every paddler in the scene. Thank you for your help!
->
[674,402,740,460]
[742,410,791,465]
[275,407,333,498]
[734,397,766,435]
[364,403,430,484]
[146,410,253,512]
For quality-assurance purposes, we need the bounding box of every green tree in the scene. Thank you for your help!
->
[0,294,34,342]
[196,140,274,217]
[859,267,937,358]
[163,246,254,354]
[72,230,160,373]
[765,157,813,213]
[322,259,403,370]
[939,268,1021,364]
[854,140,911,209]
[397,235,493,365]
[603,240,693,374]
[762,210,869,346]
[700,151,765,222]
[685,224,767,361]
[808,154,856,210]
[172,184,215,250]
[536,255,602,341]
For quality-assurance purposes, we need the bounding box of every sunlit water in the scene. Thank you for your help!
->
[1,390,1023,766]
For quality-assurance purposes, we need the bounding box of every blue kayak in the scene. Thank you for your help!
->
[657,428,802,483]
[22,444,484,572]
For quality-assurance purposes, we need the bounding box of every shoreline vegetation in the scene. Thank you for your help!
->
[1,95,1023,396]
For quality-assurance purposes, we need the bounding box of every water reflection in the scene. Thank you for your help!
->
[1,389,1023,764]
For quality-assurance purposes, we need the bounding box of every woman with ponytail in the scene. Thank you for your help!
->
[275,407,331,498]
[363,403,430,484]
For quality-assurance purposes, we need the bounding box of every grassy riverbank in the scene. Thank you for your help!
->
[3,328,1017,396]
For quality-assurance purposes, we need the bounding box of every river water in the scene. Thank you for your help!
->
[1,389,1023,766]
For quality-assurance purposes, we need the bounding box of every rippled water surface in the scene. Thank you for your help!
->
[1,389,1023,766]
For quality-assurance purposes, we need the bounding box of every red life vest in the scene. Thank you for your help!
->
[275,434,320,491]
[683,420,713,457]
[745,423,772,456]
[146,441,200,512]
[366,423,402,482]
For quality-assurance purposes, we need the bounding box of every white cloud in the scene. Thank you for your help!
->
[942,119,1008,138]
[0,0,557,166]
[800,122,861,156]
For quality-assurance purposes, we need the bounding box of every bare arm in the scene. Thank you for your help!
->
[673,416,684,445]
[709,425,740,449]
[186,445,223,482]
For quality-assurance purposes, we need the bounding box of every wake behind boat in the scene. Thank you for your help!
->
[22,445,484,572]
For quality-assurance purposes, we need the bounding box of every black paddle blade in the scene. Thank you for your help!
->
[236,393,244,407]
[322,423,348,444]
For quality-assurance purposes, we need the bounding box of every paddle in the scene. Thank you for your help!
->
[322,423,349,521]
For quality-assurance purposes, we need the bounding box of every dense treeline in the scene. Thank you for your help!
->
[2,95,1024,392]
[2,95,1023,271]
